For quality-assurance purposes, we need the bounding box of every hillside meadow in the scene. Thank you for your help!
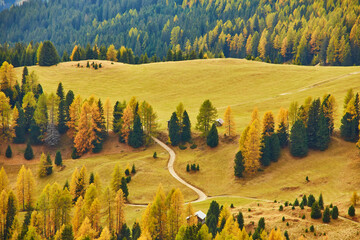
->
[7,59,360,236]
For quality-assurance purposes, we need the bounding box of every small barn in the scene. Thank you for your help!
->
[195,210,206,224]
[215,118,224,126]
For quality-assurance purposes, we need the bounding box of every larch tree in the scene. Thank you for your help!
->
[196,99,217,136]
[184,203,197,226]
[0,92,14,142]
[148,185,167,240]
[243,119,261,174]
[322,94,336,135]
[89,198,101,233]
[262,111,275,136]
[103,187,114,232]
[104,98,112,133]
[223,106,236,137]
[16,165,27,211]
[111,165,123,193]
[106,45,118,61]
[4,191,17,240]
[114,189,126,235]
[288,101,298,127]
[0,190,8,238]
[121,103,134,144]
[72,196,85,235]
[0,168,9,193]
[167,189,185,239]
[0,61,16,91]
[67,95,82,139]
[139,101,158,144]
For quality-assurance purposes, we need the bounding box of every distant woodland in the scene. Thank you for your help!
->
[1,0,360,66]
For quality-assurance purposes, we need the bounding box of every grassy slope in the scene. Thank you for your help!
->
[9,59,360,234]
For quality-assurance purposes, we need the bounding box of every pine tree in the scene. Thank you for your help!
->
[128,114,144,148]
[5,145,11,158]
[92,100,107,153]
[39,41,59,66]
[4,191,17,240]
[260,135,271,166]
[311,201,322,219]
[234,151,244,178]
[169,112,180,146]
[120,177,129,199]
[196,100,217,136]
[55,151,62,166]
[132,222,141,240]
[58,100,67,134]
[206,123,219,147]
[290,120,308,157]
[315,111,330,151]
[318,193,324,210]
[307,99,321,149]
[45,154,52,176]
[341,97,358,142]
[113,101,126,135]
[323,206,330,223]
[13,105,26,143]
[61,225,74,240]
[24,142,34,160]
[223,106,236,137]
[181,110,191,142]
[237,211,244,230]
[277,107,289,148]
[332,206,339,219]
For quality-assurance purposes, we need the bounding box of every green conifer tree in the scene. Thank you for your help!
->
[316,111,330,150]
[323,206,330,223]
[5,145,12,158]
[290,120,308,157]
[24,142,34,160]
[234,151,245,178]
[181,110,191,142]
[55,151,62,166]
[307,99,321,149]
[128,114,144,148]
[311,201,322,219]
[169,112,180,146]
[39,41,59,66]
[206,123,219,148]
[332,206,339,219]
[13,105,26,143]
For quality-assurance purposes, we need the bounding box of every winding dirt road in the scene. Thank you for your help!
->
[152,137,207,203]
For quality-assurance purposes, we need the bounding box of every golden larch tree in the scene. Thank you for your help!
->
[184,203,197,226]
[224,106,236,137]
[148,185,167,239]
[104,98,112,133]
[121,103,134,143]
[114,189,126,235]
[262,111,275,136]
[0,190,8,237]
[167,189,185,239]
[67,95,82,139]
[243,119,261,174]
[89,198,101,233]
[16,165,26,211]
[0,167,9,192]
[106,45,118,61]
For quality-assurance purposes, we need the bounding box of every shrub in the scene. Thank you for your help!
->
[329,203,333,208]
[196,164,200,171]
[186,164,190,172]
[179,145,187,150]
[294,198,299,206]
[279,205,283,211]
[86,61,90,68]
[153,152,157,158]
[286,222,289,226]
[230,204,234,208]
[24,143,34,160]
[190,144,197,149]
[125,169,130,176]
[310,225,315,232]
[292,206,295,210]
[284,231,289,240]
[5,145,12,158]
[306,176,309,182]
[302,214,305,219]
[282,216,285,222]
[332,206,339,219]
[348,205,355,217]
[300,202,304,209]
[191,164,196,171]
[99,63,102,68]
[285,201,289,207]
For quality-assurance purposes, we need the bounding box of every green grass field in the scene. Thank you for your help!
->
[8,59,360,234]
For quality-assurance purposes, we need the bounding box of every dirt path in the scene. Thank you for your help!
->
[152,137,207,203]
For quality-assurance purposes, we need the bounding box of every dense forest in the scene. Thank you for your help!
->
[1,0,360,66]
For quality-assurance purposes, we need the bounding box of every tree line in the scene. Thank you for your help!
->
[2,0,360,66]
[234,94,336,178]
[0,62,159,160]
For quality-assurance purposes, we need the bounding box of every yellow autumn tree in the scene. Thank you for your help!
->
[114,189,126,235]
[0,190,8,237]
[184,203,197,225]
[121,103,134,143]
[243,119,261,174]
[148,185,167,239]
[268,228,284,240]
[89,198,101,233]
[217,205,231,227]
[0,167,9,192]
[167,189,185,239]
[262,111,275,136]
[98,227,111,240]
[72,196,85,235]
[0,61,16,90]
[76,217,96,240]
[0,92,14,142]
[16,165,27,211]
[106,45,118,61]
[67,95,82,139]
[224,106,236,137]
[104,98,112,133]
[103,187,114,232]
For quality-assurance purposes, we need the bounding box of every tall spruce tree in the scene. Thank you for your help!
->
[316,111,330,150]
[128,114,144,148]
[290,120,308,157]
[55,151,62,166]
[270,133,281,162]
[234,151,245,178]
[58,100,67,134]
[24,142,34,160]
[169,112,180,146]
[39,41,59,66]
[181,110,191,142]
[206,123,219,148]
[260,135,271,166]
[307,99,321,149]
[13,104,26,143]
